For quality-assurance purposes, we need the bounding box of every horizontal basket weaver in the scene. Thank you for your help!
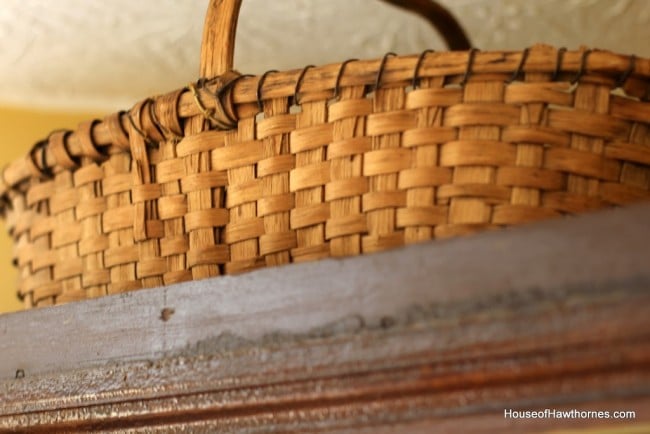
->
[1,0,650,308]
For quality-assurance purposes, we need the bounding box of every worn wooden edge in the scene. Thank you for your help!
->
[1,204,649,432]
[1,277,649,432]
[0,277,648,432]
[2,202,650,378]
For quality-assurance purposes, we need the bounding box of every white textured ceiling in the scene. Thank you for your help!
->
[1,0,649,111]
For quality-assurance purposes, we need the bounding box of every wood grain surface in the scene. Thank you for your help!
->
[1,204,649,432]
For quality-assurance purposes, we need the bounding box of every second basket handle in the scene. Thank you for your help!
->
[199,0,471,79]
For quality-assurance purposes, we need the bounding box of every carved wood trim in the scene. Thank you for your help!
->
[2,205,650,432]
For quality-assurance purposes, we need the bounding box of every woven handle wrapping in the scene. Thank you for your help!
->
[199,0,471,78]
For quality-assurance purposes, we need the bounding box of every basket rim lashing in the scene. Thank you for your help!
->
[1,48,649,202]
[2,0,650,308]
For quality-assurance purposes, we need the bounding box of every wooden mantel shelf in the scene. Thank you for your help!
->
[1,205,650,433]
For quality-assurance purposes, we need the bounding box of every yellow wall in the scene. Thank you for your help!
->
[0,106,103,313]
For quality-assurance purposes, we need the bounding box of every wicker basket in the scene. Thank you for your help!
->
[2,0,650,308]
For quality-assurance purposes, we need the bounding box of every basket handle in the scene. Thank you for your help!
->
[199,0,471,78]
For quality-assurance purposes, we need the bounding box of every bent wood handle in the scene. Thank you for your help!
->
[200,0,471,78]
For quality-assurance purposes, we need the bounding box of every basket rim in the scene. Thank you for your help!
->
[1,45,649,213]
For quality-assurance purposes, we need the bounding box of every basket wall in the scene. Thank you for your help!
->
[2,47,650,308]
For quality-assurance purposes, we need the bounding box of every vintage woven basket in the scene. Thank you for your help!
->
[2,0,650,308]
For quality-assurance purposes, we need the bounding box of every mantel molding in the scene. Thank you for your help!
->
[1,205,650,432]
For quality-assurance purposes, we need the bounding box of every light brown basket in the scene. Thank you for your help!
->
[2,0,650,308]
